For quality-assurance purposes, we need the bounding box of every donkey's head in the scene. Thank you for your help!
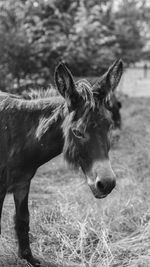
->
[55,60,123,199]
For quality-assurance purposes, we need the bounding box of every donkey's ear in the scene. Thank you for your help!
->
[106,59,123,92]
[92,59,123,99]
[55,62,79,110]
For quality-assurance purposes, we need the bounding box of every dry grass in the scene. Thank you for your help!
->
[1,96,150,267]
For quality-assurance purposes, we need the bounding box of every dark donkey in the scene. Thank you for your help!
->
[0,59,123,266]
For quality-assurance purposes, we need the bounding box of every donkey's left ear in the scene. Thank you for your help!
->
[55,62,80,110]
[92,59,123,99]
[106,59,123,92]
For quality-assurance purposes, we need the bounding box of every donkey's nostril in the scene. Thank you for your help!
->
[96,178,116,195]
[96,181,105,191]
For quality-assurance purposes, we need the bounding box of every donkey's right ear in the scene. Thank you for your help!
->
[55,62,80,110]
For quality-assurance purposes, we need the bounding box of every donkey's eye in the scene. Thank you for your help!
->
[72,128,85,139]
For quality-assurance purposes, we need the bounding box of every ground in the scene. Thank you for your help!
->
[1,71,150,267]
[118,67,150,97]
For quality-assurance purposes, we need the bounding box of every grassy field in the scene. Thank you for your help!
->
[118,67,150,97]
[1,96,150,267]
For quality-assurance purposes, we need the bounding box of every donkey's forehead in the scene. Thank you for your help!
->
[76,79,92,93]
[75,79,95,108]
[90,102,112,124]
[76,79,91,87]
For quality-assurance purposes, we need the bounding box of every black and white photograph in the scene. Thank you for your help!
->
[0,0,150,266]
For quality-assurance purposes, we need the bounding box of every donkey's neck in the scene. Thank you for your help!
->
[31,97,66,166]
[35,100,64,140]
[1,95,67,168]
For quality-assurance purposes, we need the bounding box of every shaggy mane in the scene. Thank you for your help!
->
[62,79,96,168]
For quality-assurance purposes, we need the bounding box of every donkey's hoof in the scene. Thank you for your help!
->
[27,256,41,267]
[19,249,41,266]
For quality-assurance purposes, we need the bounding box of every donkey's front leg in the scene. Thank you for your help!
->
[0,169,7,234]
[13,182,40,267]
[0,187,6,234]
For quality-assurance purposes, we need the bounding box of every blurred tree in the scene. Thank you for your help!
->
[0,0,147,91]
[0,0,39,89]
[19,0,78,83]
[138,0,150,60]
[114,0,144,64]
[63,0,122,76]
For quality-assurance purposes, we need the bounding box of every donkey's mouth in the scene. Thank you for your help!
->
[94,194,107,199]
[88,183,108,199]
[88,181,115,199]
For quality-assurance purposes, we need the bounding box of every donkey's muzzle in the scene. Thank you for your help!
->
[87,170,116,198]
[95,178,116,198]
[85,160,116,199]
[88,177,116,199]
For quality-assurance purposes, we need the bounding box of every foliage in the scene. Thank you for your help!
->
[0,0,148,91]
[114,0,145,64]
